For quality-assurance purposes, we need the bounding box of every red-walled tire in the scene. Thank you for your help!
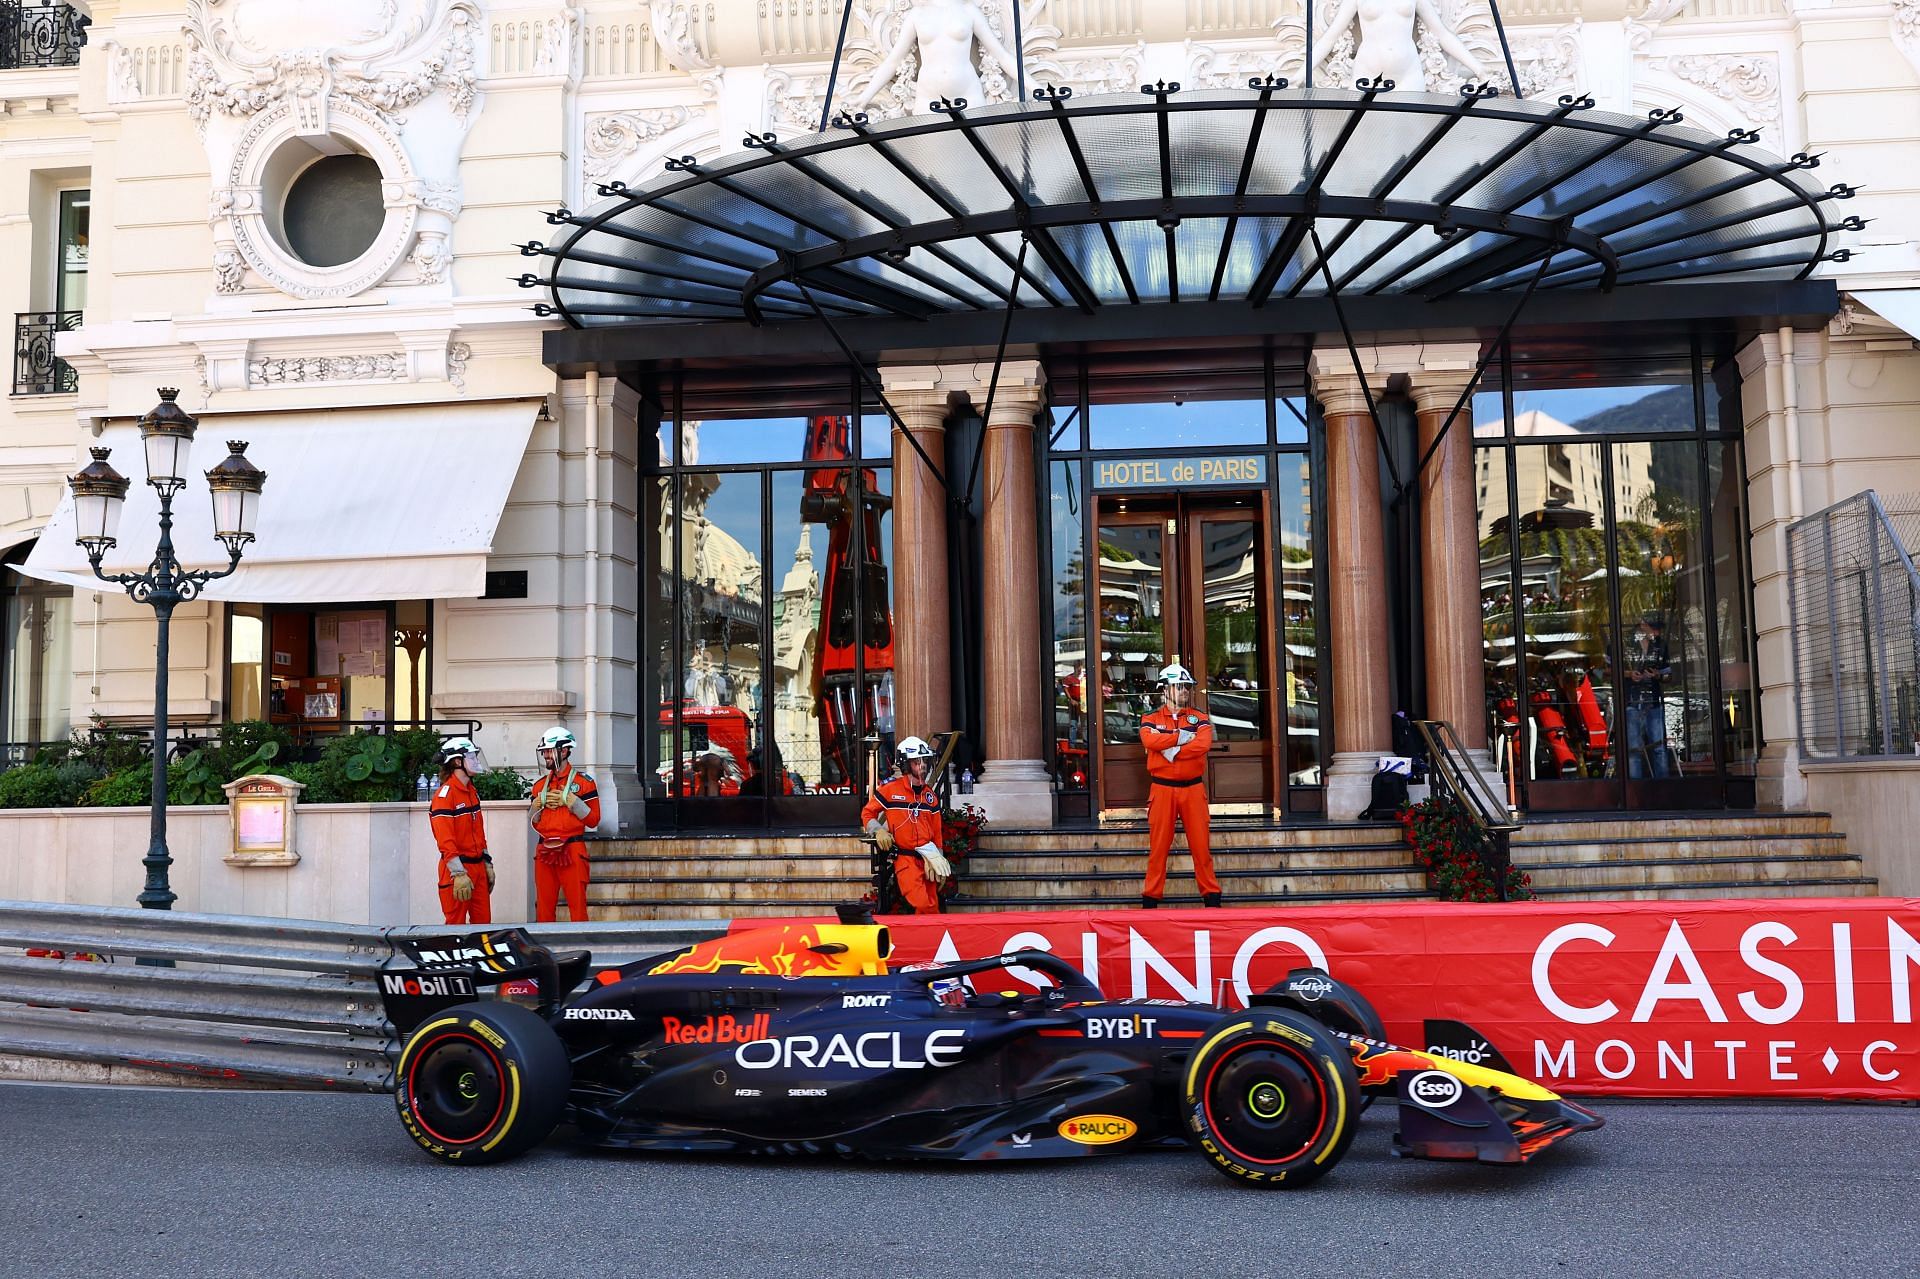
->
[394,1001,569,1164]
[1183,1010,1360,1188]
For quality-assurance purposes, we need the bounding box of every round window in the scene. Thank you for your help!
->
[281,154,386,268]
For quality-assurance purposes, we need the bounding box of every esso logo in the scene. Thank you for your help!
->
[1408,1070,1464,1109]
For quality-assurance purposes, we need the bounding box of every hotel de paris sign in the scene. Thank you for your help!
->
[1092,455,1268,490]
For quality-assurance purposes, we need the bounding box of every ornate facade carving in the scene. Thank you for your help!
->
[649,0,725,98]
[237,340,473,390]
[1646,53,1781,126]
[185,1,482,300]
[1892,0,1920,79]
[1269,0,1503,93]
[583,107,694,179]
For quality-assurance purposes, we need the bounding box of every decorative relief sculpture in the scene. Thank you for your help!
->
[184,0,482,300]
[850,0,1021,114]
[1646,52,1781,126]
[1308,0,1490,91]
[583,107,693,179]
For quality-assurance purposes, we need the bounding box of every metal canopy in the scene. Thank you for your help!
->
[523,82,1857,331]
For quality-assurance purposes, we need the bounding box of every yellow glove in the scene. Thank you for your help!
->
[867,818,895,852]
[542,790,567,809]
[915,842,953,884]
[484,860,496,890]
[451,871,474,903]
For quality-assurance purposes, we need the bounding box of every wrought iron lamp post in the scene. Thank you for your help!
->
[67,388,266,910]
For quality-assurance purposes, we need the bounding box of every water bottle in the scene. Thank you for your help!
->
[415,773,432,801]
[959,767,974,795]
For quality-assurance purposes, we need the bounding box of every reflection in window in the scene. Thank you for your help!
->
[1277,456,1320,784]
[1096,523,1166,744]
[1477,447,1518,779]
[1089,398,1266,449]
[1471,389,1505,440]
[1050,460,1088,791]
[3,549,71,744]
[676,471,764,798]
[1710,441,1757,773]
[1618,440,1710,779]
[229,607,264,722]
[681,416,812,466]
[1510,383,1695,436]
[646,475,676,796]
[392,600,429,725]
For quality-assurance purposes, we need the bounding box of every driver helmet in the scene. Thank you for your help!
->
[895,735,936,768]
[537,725,576,770]
[1158,662,1196,688]
[438,736,487,775]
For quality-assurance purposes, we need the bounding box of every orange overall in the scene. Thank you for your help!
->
[429,772,491,925]
[530,766,600,923]
[862,775,944,914]
[1140,705,1219,902]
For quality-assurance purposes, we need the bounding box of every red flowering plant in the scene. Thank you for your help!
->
[936,803,987,899]
[1398,793,1533,902]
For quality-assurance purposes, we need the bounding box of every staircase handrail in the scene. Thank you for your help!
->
[1413,718,1520,901]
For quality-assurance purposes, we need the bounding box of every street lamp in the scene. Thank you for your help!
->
[69,388,266,910]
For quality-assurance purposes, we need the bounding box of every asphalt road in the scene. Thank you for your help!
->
[2,1083,1915,1278]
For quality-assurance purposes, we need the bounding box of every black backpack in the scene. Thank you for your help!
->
[1363,767,1410,819]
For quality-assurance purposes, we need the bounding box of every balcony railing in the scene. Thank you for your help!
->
[12,310,79,395]
[0,0,88,70]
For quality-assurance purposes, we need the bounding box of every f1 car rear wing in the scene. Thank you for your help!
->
[379,928,592,1036]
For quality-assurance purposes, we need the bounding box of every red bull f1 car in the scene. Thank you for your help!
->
[380,914,1601,1186]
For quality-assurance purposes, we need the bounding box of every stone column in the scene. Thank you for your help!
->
[879,369,956,739]
[971,362,1053,826]
[1413,360,1489,755]
[1310,355,1393,820]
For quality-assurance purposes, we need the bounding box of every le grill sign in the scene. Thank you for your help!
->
[741,899,1920,1100]
[1093,455,1266,489]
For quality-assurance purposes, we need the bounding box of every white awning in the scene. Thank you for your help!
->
[19,400,538,603]
[1857,288,1920,344]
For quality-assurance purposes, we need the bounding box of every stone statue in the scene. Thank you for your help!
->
[1311,0,1488,92]
[852,0,1021,115]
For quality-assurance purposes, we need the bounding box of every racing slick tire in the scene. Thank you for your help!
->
[1183,1009,1360,1188]
[395,1001,569,1165]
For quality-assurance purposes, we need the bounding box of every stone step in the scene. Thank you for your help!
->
[975,824,1401,852]
[946,884,1432,911]
[592,876,870,904]
[1512,812,1834,842]
[591,854,875,878]
[958,865,1430,900]
[1510,834,1850,864]
[1522,854,1869,890]
[1534,878,1879,901]
[592,836,856,858]
[962,845,1413,876]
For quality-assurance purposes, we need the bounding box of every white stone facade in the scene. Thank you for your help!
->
[0,0,1916,849]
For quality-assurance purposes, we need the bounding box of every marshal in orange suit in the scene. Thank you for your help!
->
[1138,663,1222,909]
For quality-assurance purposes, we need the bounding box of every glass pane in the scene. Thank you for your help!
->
[678,471,764,797]
[647,475,676,797]
[1277,396,1309,446]
[1277,456,1320,784]
[6,584,71,742]
[1050,459,1088,790]
[57,191,88,313]
[229,608,265,723]
[1476,447,1518,782]
[1618,440,1711,778]
[1709,440,1756,772]
[1200,517,1265,743]
[392,600,429,726]
[319,608,389,729]
[1514,442,1614,782]
[683,416,811,465]
[656,420,674,468]
[1097,522,1168,745]
[1089,398,1266,449]
[1511,383,1695,436]
[1472,389,1505,440]
[862,468,895,758]
[860,412,892,460]
[769,468,857,796]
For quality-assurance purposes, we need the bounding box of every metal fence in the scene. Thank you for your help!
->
[0,902,723,1091]
[0,1,87,71]
[1787,490,1920,760]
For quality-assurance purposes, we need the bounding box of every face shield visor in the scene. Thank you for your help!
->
[537,745,570,772]
[459,748,490,776]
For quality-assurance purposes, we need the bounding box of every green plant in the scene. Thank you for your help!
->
[168,739,281,806]
[0,763,78,809]
[80,767,151,808]
[64,726,149,776]
[316,730,442,802]
[215,720,295,777]
[472,768,532,801]
[275,761,334,804]
[1398,793,1533,903]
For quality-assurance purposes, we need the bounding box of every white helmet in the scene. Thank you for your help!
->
[438,736,488,774]
[1159,663,1196,687]
[896,735,936,762]
[537,726,576,767]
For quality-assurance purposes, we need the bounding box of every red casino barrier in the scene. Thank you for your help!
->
[736,899,1920,1100]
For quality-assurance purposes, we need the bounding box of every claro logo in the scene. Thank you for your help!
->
[735,1029,967,1071]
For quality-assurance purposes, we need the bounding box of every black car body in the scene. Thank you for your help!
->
[380,916,1601,1186]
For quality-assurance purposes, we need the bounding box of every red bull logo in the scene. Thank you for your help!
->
[662,1014,772,1045]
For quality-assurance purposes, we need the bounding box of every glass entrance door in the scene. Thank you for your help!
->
[1094,494,1274,814]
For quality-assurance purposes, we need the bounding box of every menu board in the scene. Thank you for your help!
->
[316,610,389,680]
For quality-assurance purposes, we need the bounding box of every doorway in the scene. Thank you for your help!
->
[1093,493,1274,815]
